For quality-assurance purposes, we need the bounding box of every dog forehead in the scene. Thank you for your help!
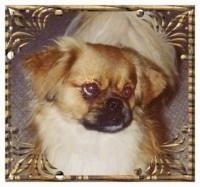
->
[73,43,134,74]
[66,43,137,88]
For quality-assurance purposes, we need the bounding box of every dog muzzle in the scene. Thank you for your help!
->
[81,97,132,133]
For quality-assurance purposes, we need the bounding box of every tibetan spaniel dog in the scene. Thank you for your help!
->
[23,12,178,175]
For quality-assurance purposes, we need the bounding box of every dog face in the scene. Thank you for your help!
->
[24,37,166,133]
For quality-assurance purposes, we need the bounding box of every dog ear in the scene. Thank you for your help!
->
[23,47,77,101]
[135,58,167,105]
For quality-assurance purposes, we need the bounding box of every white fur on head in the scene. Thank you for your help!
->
[65,11,178,87]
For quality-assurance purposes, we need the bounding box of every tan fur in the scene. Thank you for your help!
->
[23,39,79,100]
[24,37,168,175]
[65,12,178,87]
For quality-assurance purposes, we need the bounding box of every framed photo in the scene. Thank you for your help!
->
[5,5,194,181]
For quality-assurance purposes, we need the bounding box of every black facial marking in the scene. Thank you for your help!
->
[81,97,132,133]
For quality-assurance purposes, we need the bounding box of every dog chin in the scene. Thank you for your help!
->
[81,119,129,133]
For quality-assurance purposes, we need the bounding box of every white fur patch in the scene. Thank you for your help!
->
[35,105,148,175]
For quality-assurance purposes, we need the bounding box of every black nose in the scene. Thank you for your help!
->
[106,97,123,112]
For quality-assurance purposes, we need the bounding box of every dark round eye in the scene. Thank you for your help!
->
[82,82,100,99]
[122,84,133,98]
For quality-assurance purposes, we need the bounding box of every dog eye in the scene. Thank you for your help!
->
[82,82,100,99]
[122,84,133,99]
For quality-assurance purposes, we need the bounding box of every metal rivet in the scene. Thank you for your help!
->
[180,54,187,60]
[25,9,30,13]
[9,26,13,32]
[55,9,63,16]
[55,171,64,180]
[7,51,14,60]
[136,9,144,17]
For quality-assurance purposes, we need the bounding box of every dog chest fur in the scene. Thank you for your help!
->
[35,105,147,175]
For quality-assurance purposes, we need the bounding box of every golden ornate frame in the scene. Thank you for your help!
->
[5,5,195,181]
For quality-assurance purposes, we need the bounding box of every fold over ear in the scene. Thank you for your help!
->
[23,46,77,101]
[135,58,167,105]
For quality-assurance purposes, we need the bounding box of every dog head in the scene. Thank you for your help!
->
[23,37,167,133]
